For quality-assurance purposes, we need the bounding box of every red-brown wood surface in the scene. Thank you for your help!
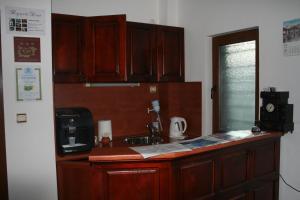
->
[57,132,281,200]
[126,22,157,82]
[0,25,8,200]
[159,82,202,138]
[84,15,126,82]
[88,132,281,162]
[179,158,214,199]
[54,82,201,139]
[57,161,97,200]
[91,162,170,200]
[220,151,248,189]
[157,25,184,82]
[52,14,85,83]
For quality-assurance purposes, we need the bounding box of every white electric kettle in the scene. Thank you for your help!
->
[169,117,187,138]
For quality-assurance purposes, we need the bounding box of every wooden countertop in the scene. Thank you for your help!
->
[88,131,282,163]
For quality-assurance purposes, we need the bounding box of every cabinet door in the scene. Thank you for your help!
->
[157,26,184,82]
[252,181,276,200]
[84,15,126,82]
[126,22,156,82]
[57,161,97,200]
[52,14,85,83]
[96,163,170,200]
[178,158,215,200]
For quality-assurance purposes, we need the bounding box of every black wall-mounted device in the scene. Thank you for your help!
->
[259,90,294,133]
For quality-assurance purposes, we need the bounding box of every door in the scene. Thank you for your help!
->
[126,22,157,82]
[52,14,85,83]
[212,29,259,133]
[157,25,185,82]
[0,21,8,200]
[84,15,126,82]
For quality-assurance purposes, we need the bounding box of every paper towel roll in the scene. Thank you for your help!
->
[98,120,112,141]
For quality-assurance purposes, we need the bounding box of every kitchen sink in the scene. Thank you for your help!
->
[123,135,163,145]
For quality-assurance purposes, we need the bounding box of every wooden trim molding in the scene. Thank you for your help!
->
[0,23,8,200]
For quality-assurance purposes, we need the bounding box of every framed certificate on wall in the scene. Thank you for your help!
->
[16,67,42,101]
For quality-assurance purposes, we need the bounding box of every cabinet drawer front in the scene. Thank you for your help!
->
[103,168,160,200]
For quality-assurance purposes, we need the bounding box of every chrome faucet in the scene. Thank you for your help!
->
[147,100,163,144]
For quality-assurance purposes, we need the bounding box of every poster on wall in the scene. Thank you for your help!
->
[5,6,45,35]
[283,18,300,56]
[16,67,42,101]
[14,37,41,62]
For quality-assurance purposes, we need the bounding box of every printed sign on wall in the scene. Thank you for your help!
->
[14,37,41,62]
[283,18,300,56]
[5,6,45,35]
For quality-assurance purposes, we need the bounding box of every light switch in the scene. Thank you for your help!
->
[17,113,27,123]
[149,85,157,94]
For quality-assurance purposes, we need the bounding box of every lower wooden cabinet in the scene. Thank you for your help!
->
[94,163,170,200]
[57,137,280,200]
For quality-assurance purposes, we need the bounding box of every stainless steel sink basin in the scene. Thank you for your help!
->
[123,136,163,145]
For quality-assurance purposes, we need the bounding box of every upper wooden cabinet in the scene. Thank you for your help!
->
[157,25,185,82]
[126,22,157,82]
[52,14,85,83]
[52,14,184,83]
[84,15,126,82]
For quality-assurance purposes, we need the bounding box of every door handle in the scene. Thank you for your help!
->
[211,86,217,99]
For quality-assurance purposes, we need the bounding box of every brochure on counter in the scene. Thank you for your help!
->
[130,130,263,158]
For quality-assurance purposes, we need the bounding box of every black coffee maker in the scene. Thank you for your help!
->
[55,107,94,154]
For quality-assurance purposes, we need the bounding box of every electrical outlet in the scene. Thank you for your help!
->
[16,113,27,123]
[149,85,157,94]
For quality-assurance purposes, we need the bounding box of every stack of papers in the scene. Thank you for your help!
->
[130,143,191,159]
[130,130,262,158]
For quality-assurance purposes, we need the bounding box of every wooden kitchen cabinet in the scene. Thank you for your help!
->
[57,135,280,200]
[52,14,85,83]
[174,138,279,200]
[93,162,171,200]
[56,160,96,200]
[84,15,126,82]
[126,22,185,82]
[52,14,184,83]
[52,14,126,83]
[126,22,157,82]
[157,25,185,82]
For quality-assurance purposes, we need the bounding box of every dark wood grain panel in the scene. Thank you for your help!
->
[54,82,202,138]
[84,15,126,82]
[179,159,214,199]
[157,26,184,82]
[105,169,159,200]
[127,22,156,82]
[0,25,8,200]
[57,161,97,200]
[254,143,275,177]
[220,151,248,188]
[159,82,202,138]
[253,181,275,200]
[52,14,84,83]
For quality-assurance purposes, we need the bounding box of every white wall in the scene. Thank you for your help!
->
[0,0,57,199]
[52,0,159,24]
[52,0,179,26]
[177,0,300,199]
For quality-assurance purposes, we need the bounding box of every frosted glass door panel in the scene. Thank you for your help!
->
[219,41,255,131]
